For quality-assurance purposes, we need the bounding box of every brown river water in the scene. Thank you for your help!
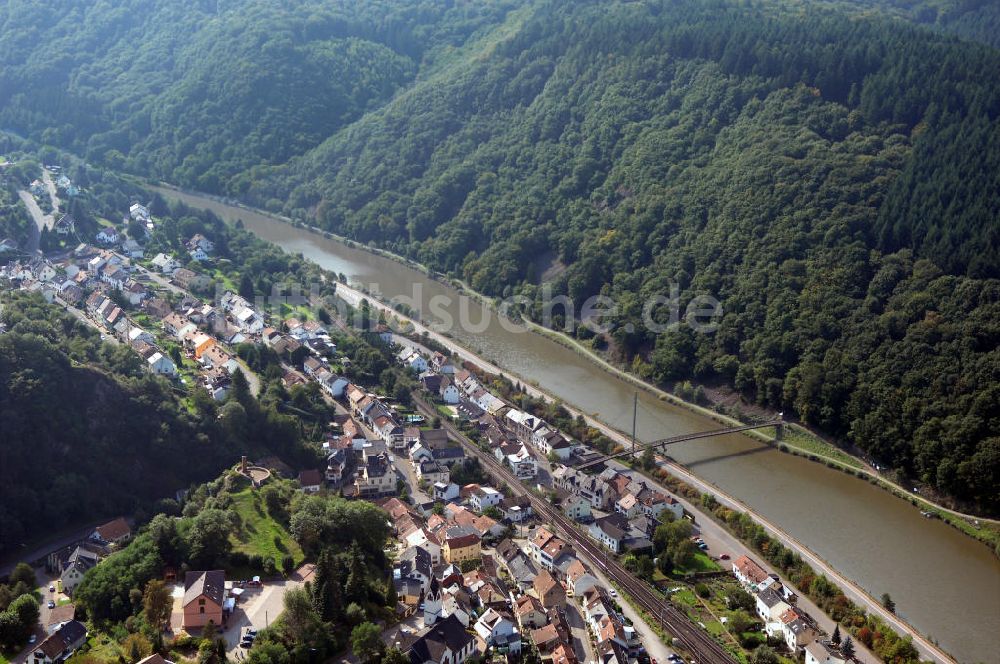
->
[154,186,1000,664]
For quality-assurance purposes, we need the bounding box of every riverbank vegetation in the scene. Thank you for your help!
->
[639,471,928,664]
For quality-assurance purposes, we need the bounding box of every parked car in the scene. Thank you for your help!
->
[28,634,36,644]
[47,600,55,609]
[720,554,730,560]
[48,585,55,592]
[609,589,618,598]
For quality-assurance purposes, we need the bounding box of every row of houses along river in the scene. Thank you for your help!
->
[152,185,1000,664]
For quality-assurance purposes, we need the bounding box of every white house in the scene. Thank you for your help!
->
[473,608,521,654]
[147,352,177,376]
[505,445,537,480]
[188,247,210,262]
[589,516,626,553]
[805,641,847,664]
[404,352,428,373]
[33,261,57,283]
[150,253,180,275]
[434,482,461,502]
[468,486,503,513]
[122,238,144,258]
[407,615,476,664]
[130,203,150,221]
[441,382,460,404]
[187,234,214,253]
[562,495,592,521]
[128,327,155,346]
[96,228,120,245]
[233,306,264,333]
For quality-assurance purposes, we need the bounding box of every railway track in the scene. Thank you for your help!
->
[414,398,735,664]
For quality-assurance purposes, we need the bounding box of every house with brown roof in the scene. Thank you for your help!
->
[298,469,323,493]
[733,555,770,589]
[91,517,131,545]
[533,569,565,609]
[45,604,76,634]
[32,619,86,664]
[442,527,481,564]
[528,622,564,653]
[182,570,226,629]
[564,558,598,597]
[515,594,547,630]
[768,606,818,652]
[549,642,577,664]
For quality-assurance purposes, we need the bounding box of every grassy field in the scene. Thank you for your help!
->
[778,426,864,469]
[228,487,304,568]
[675,551,722,575]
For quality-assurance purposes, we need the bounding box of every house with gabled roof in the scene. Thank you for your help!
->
[733,555,770,590]
[182,570,225,629]
[768,606,818,652]
[407,614,476,664]
[32,619,86,664]
[473,607,521,654]
[533,569,565,609]
[515,594,547,630]
[589,514,627,553]
[60,547,99,596]
[45,603,76,635]
[805,640,847,664]
[91,517,131,545]
[298,469,323,493]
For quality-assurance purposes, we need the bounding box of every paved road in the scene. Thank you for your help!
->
[563,600,597,664]
[393,449,431,505]
[336,282,948,664]
[17,190,46,253]
[0,522,104,577]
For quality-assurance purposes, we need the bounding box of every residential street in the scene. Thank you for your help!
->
[393,449,431,506]
[563,601,596,664]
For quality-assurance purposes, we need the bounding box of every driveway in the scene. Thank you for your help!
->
[223,565,314,657]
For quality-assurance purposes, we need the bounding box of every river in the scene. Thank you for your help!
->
[153,186,999,664]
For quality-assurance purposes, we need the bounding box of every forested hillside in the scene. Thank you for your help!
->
[0,0,517,193]
[0,294,311,553]
[846,0,1000,48]
[258,0,999,510]
[0,0,997,510]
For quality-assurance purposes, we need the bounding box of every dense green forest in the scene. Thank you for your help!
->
[0,0,997,510]
[0,0,518,193]
[845,0,1000,47]
[0,293,314,554]
[262,0,1000,510]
